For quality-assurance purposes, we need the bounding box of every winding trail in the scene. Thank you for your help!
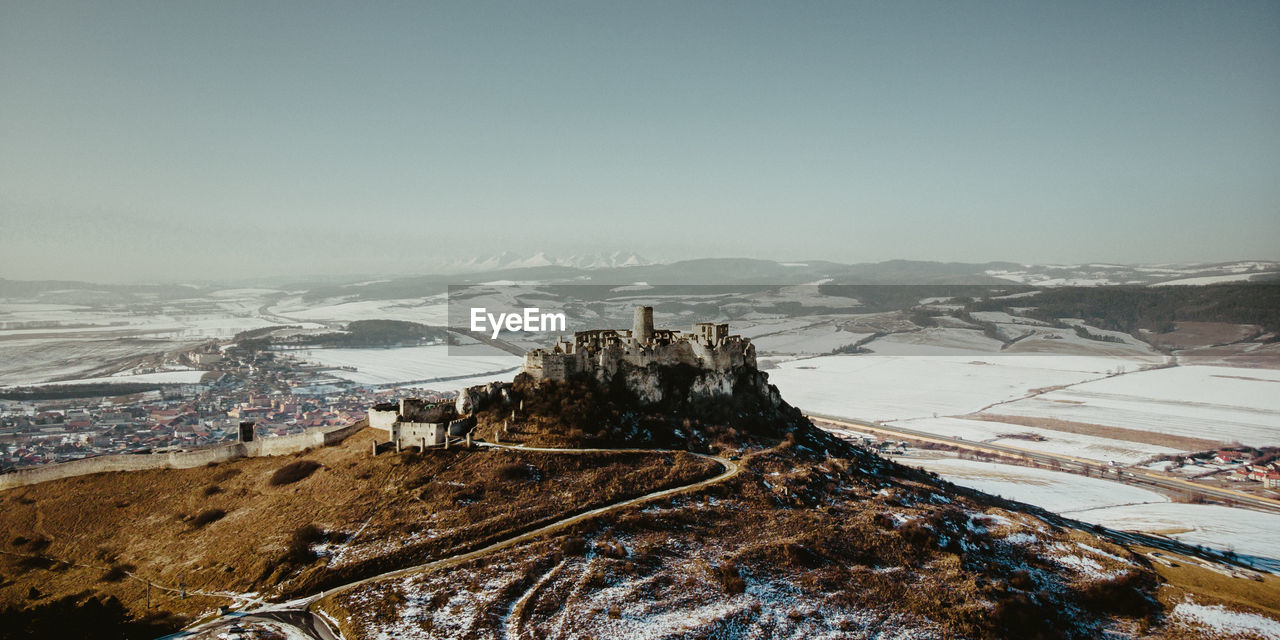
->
[160,443,739,640]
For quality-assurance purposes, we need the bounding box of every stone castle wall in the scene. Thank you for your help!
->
[519,307,760,406]
[391,416,475,447]
[0,420,368,491]
[369,404,399,430]
[522,331,755,384]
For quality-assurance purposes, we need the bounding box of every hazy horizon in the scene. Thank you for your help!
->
[3,2,1278,282]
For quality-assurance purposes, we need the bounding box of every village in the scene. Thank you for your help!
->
[0,343,460,471]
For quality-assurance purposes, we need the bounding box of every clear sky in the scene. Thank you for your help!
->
[2,1,1278,282]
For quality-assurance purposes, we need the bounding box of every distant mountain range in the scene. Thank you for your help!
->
[0,259,1276,304]
[434,251,652,273]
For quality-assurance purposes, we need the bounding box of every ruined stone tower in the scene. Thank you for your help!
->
[633,306,655,345]
[521,305,755,385]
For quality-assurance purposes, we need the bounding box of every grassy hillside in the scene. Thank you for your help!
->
[0,427,717,637]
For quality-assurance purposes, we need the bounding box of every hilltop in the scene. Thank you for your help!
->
[2,352,1278,638]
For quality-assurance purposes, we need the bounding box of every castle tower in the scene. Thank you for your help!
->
[633,306,654,345]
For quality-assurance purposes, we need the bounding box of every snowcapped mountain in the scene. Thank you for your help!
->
[436,251,653,273]
[985,260,1280,287]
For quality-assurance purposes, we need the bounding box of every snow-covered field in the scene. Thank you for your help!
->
[271,297,448,325]
[911,458,1280,572]
[768,353,1141,422]
[751,327,872,356]
[0,298,298,385]
[892,417,1183,464]
[1152,272,1276,286]
[910,458,1169,513]
[294,346,520,387]
[0,303,287,340]
[990,366,1280,447]
[1082,503,1280,573]
[863,328,1004,356]
[733,318,827,339]
[0,339,173,386]
[28,370,211,386]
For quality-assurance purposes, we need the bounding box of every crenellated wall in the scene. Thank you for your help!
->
[0,420,368,491]
[390,416,475,447]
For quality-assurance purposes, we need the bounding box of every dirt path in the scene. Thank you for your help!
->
[162,443,740,640]
[501,558,568,640]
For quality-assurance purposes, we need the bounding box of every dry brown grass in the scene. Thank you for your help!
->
[268,459,323,486]
[324,445,1169,640]
[972,413,1225,450]
[0,426,719,628]
[189,508,226,528]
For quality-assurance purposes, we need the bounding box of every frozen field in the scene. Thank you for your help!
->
[295,346,520,386]
[864,328,1004,356]
[892,417,1183,464]
[732,318,827,339]
[0,338,174,386]
[0,299,296,385]
[912,458,1280,572]
[751,327,872,356]
[28,370,211,386]
[1083,503,1280,573]
[910,458,1168,513]
[768,353,1142,421]
[0,302,286,340]
[989,365,1280,447]
[272,296,448,325]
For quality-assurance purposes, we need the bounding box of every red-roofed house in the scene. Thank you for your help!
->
[1214,451,1246,464]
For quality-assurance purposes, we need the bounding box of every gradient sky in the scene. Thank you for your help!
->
[2,1,1278,282]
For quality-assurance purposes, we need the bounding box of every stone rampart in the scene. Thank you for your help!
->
[0,420,368,491]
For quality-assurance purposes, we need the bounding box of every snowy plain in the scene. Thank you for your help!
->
[272,297,448,325]
[26,370,211,386]
[294,346,520,387]
[911,458,1280,573]
[909,458,1170,513]
[767,353,1146,422]
[891,416,1183,464]
[991,366,1280,447]
[0,297,298,385]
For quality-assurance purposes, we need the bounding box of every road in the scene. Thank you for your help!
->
[806,412,1280,514]
[446,328,529,357]
[160,444,737,640]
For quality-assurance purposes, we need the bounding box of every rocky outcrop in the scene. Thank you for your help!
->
[620,363,780,408]
[456,381,514,415]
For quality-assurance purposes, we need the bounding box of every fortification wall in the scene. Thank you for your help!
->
[246,430,324,457]
[369,407,398,431]
[447,416,475,436]
[0,420,368,491]
[391,416,475,447]
[323,421,367,445]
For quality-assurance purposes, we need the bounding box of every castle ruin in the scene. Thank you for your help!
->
[368,397,475,449]
[521,306,756,384]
